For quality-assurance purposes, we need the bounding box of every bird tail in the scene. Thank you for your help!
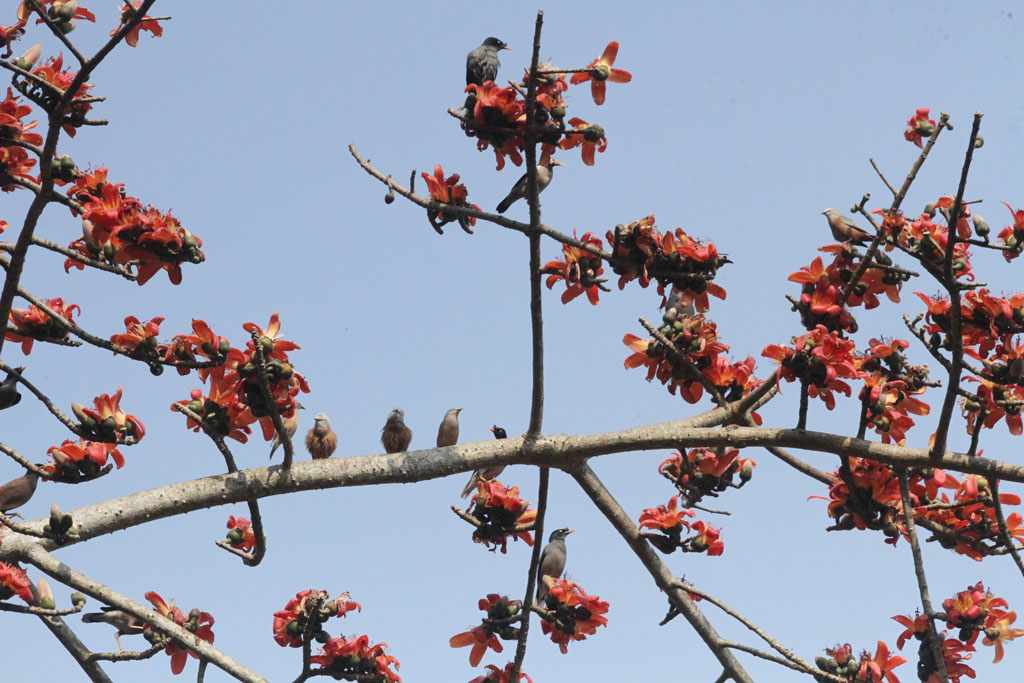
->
[81,612,105,623]
[269,442,279,459]
[460,472,480,499]
[495,196,513,213]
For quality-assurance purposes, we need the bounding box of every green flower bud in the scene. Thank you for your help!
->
[71,592,86,607]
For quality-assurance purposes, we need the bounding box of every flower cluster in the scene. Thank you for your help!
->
[537,579,609,653]
[461,42,628,170]
[919,475,1024,561]
[113,1,164,47]
[0,87,42,146]
[46,438,124,481]
[64,167,205,285]
[144,591,215,676]
[22,52,94,137]
[0,562,33,603]
[904,107,936,148]
[225,515,255,553]
[658,448,755,504]
[607,216,729,310]
[856,339,930,445]
[814,641,905,683]
[763,325,859,410]
[638,496,724,555]
[893,583,1023,681]
[468,662,532,683]
[542,231,605,304]
[70,386,145,442]
[311,635,401,682]
[422,165,481,232]
[449,594,521,666]
[173,314,308,443]
[272,589,361,648]
[996,200,1024,261]
[6,297,80,354]
[466,479,537,553]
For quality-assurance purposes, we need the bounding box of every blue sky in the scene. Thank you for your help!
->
[3,2,1024,681]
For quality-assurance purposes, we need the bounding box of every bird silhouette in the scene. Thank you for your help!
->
[0,366,25,410]
[436,408,463,447]
[537,528,573,602]
[496,160,562,213]
[269,401,305,459]
[460,425,507,499]
[82,607,145,652]
[381,408,412,453]
[466,37,508,86]
[305,413,338,460]
[821,208,872,245]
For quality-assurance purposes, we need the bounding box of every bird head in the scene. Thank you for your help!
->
[483,37,509,51]
[546,159,564,169]
[821,208,839,218]
[313,413,330,427]
[490,425,507,439]
[387,408,405,423]
[448,408,463,417]
[295,401,306,411]
[549,528,574,542]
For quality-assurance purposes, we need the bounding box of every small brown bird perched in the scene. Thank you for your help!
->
[821,208,872,245]
[305,413,338,460]
[269,401,305,459]
[436,408,463,447]
[381,408,412,453]
[82,607,145,652]
[460,425,507,499]
[0,470,40,517]
[496,159,563,213]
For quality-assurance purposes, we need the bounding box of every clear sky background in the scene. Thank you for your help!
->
[3,2,1024,681]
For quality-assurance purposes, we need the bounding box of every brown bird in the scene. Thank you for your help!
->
[460,425,507,499]
[381,408,412,453]
[82,607,145,652]
[436,408,463,447]
[821,208,872,245]
[0,470,40,517]
[270,401,305,459]
[305,413,338,460]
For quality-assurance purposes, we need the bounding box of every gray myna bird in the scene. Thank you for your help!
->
[0,470,39,516]
[269,401,305,459]
[536,527,573,602]
[82,607,145,652]
[0,366,24,410]
[821,208,872,245]
[436,408,463,447]
[381,408,412,453]
[496,160,563,214]
[460,425,507,499]
[466,37,509,86]
[305,412,338,460]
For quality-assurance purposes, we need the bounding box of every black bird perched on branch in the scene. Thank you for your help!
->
[82,607,145,652]
[381,408,413,454]
[460,425,507,499]
[496,160,563,213]
[821,208,872,245]
[466,37,509,86]
[0,366,25,410]
[536,528,573,602]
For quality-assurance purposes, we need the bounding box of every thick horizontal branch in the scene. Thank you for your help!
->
[2,415,1019,556]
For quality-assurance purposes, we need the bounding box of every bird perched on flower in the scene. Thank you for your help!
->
[466,37,509,86]
[0,469,39,517]
[537,528,573,602]
[496,159,563,214]
[82,607,145,652]
[821,208,872,245]
[381,408,412,453]
[0,366,25,410]
[305,413,337,460]
[436,408,463,447]
[460,425,507,499]
[269,402,304,459]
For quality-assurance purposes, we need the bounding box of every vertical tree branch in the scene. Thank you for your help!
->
[897,470,948,682]
[989,478,1024,578]
[524,10,545,438]
[930,112,983,459]
[509,467,548,682]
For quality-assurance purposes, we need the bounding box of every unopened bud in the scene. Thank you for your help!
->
[15,45,42,70]
[35,578,55,609]
[923,202,937,218]
[972,215,990,237]
[974,135,984,149]
[916,121,935,138]
[71,592,86,607]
